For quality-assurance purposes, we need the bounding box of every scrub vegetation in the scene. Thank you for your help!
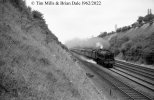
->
[0,0,104,100]
[98,10,154,65]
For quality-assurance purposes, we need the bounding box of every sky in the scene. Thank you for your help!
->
[26,0,154,43]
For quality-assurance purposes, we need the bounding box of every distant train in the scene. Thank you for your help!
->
[71,48,115,68]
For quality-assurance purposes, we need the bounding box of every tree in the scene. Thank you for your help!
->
[98,32,107,38]
[143,14,154,23]
[137,16,144,24]
[116,28,122,32]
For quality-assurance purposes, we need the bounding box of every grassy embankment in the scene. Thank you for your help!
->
[109,23,154,65]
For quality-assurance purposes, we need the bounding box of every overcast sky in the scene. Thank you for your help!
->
[26,0,154,43]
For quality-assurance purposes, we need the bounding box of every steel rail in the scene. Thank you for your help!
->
[115,60,154,74]
[87,64,152,100]
[115,62,154,77]
[111,66,154,92]
[115,63,154,85]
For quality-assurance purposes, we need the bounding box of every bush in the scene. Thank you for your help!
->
[143,48,154,64]
[121,42,132,55]
[120,33,154,65]
[145,52,154,64]
[98,32,107,38]
[143,14,154,23]
[9,0,27,11]
[32,10,44,20]
[137,16,144,24]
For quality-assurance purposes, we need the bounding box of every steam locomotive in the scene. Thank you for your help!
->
[71,48,115,68]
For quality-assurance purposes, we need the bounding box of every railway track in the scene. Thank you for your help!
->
[107,60,154,99]
[72,52,153,99]
[111,66,154,91]
[86,63,152,100]
[115,60,154,76]
[114,60,154,91]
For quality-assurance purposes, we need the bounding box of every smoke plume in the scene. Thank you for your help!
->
[65,37,110,49]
